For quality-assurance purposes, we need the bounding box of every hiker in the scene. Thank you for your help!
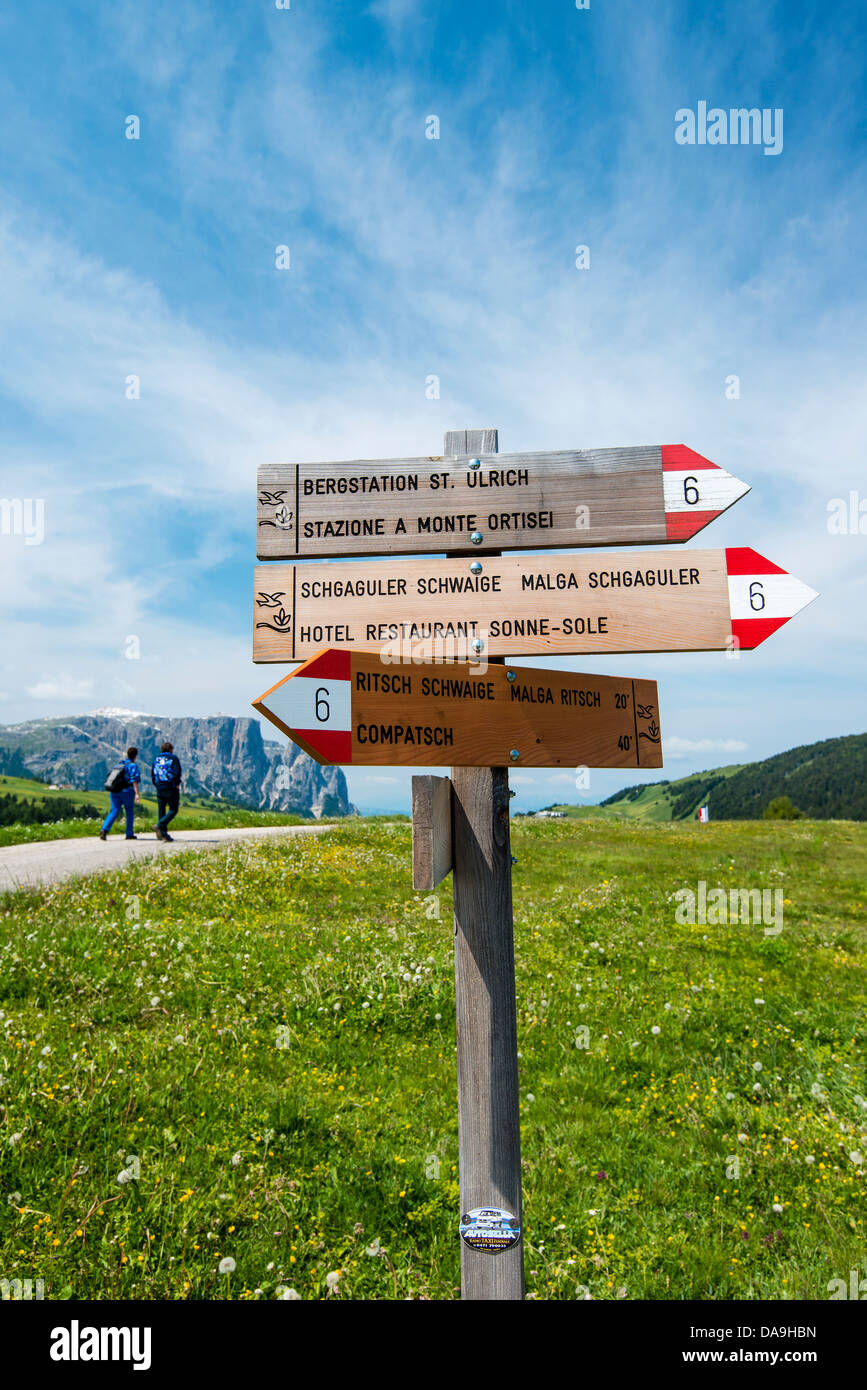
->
[151,741,183,842]
[99,746,142,840]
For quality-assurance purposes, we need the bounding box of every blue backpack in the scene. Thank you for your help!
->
[152,754,176,787]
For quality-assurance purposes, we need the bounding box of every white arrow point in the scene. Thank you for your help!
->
[663,468,751,514]
[728,573,820,621]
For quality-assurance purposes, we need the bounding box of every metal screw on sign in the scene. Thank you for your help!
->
[470,561,482,574]
[509,749,520,761]
[468,457,481,469]
[506,670,516,682]
[470,531,483,545]
[471,638,484,653]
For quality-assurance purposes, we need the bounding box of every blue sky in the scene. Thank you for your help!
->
[0,0,865,812]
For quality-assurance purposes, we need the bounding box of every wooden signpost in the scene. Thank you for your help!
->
[253,547,818,663]
[257,444,749,557]
[253,650,663,769]
[250,424,817,1303]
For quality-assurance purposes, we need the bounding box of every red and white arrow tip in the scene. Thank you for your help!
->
[253,650,352,764]
[726,548,819,649]
[663,445,750,540]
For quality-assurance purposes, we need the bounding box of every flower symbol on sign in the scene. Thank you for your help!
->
[255,592,292,633]
[637,704,660,743]
[258,490,293,530]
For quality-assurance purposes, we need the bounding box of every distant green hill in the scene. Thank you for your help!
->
[589,732,867,822]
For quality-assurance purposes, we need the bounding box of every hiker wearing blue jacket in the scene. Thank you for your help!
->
[99,747,142,840]
[152,741,183,842]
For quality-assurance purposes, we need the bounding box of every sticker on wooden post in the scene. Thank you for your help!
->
[460,1207,522,1254]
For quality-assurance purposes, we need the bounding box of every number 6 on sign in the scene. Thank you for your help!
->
[255,652,353,763]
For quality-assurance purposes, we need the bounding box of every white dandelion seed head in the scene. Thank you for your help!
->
[150,996,160,1007]
[753,1061,763,1072]
[804,1155,815,1165]
[218,1256,236,1274]
[651,1026,661,1035]
[325,1270,341,1289]
[231,1152,241,1166]
[772,1203,783,1213]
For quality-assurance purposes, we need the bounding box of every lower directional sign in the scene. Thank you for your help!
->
[253,547,819,662]
[252,650,663,768]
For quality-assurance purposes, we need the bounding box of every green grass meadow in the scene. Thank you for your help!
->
[0,817,865,1300]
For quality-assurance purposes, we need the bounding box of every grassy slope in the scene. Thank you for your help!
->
[0,775,314,847]
[551,764,746,823]
[0,817,864,1301]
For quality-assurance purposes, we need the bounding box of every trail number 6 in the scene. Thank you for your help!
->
[314,687,330,722]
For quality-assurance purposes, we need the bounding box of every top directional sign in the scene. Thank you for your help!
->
[257,444,749,559]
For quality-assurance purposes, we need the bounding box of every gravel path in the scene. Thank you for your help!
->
[0,824,334,893]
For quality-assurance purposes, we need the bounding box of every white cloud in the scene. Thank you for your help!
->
[27,673,95,701]
[0,4,863,770]
[664,737,748,759]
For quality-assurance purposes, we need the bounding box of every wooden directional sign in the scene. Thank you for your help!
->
[252,651,663,769]
[257,445,749,558]
[253,547,818,663]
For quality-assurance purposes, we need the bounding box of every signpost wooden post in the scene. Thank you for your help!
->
[250,423,817,1303]
[442,428,525,1300]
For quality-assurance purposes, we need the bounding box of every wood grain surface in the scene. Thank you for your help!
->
[445,429,524,1301]
[252,549,731,661]
[252,651,663,768]
[411,775,453,890]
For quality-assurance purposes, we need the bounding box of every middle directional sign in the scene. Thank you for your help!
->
[253,547,818,663]
[253,650,663,769]
[257,444,749,558]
